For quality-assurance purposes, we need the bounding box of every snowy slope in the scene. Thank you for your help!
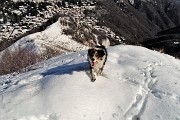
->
[1,19,87,55]
[0,45,180,120]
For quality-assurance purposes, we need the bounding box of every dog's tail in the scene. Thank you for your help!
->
[96,38,110,48]
[102,39,110,48]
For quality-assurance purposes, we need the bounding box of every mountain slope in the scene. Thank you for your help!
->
[1,0,180,50]
[0,45,180,120]
[96,0,180,44]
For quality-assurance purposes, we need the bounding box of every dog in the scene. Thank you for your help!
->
[88,45,108,82]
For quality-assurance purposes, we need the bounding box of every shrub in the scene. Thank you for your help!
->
[0,48,43,75]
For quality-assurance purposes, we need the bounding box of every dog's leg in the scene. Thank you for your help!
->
[90,66,96,82]
[97,65,104,76]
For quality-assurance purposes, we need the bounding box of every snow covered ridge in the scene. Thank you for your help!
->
[1,19,88,55]
[0,45,180,120]
[1,16,120,57]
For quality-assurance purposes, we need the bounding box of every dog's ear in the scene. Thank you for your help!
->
[97,50,105,57]
[88,49,93,55]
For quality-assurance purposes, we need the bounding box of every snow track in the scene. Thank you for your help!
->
[124,62,158,120]
[0,45,180,120]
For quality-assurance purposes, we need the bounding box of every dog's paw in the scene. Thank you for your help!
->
[91,78,96,82]
[97,71,102,76]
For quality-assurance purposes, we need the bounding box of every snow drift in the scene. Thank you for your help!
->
[0,45,180,120]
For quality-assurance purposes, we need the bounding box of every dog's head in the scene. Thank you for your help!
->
[88,46,106,66]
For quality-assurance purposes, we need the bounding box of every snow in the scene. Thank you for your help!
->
[129,0,135,5]
[0,45,180,120]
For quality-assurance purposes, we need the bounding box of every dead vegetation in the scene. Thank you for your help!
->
[0,46,63,75]
[0,49,41,75]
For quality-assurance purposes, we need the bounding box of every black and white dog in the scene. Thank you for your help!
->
[88,45,108,82]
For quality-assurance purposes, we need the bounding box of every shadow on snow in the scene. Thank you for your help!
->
[41,62,89,77]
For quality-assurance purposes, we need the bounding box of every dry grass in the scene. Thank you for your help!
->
[0,48,43,75]
[0,46,64,75]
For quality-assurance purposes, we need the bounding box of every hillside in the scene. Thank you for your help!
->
[1,0,180,51]
[0,45,180,120]
[94,0,180,44]
[0,0,121,53]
